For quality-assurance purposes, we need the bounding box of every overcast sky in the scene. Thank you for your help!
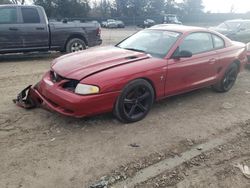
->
[27,0,250,13]
[202,0,250,13]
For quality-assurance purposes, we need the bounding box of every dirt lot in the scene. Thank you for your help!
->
[0,27,250,188]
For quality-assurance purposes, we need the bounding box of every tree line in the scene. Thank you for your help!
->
[90,0,204,18]
[1,0,205,19]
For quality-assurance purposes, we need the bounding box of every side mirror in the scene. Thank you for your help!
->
[173,50,193,59]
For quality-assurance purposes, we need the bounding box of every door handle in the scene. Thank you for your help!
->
[36,27,45,30]
[9,27,18,31]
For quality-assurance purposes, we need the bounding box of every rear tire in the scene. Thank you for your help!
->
[246,64,250,70]
[212,63,238,92]
[114,79,154,123]
[66,38,86,53]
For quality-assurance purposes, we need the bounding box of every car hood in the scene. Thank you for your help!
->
[51,46,150,80]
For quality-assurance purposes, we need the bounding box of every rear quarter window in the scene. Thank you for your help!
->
[21,8,40,23]
[213,35,225,49]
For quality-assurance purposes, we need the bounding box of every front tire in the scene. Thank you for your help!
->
[114,79,154,123]
[66,38,86,53]
[212,63,238,92]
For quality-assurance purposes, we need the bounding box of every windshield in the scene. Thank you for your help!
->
[117,30,181,58]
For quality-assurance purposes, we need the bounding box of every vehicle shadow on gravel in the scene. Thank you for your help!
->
[0,52,61,63]
[153,86,213,108]
[3,86,217,136]
[40,87,214,130]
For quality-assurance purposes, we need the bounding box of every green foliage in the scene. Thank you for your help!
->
[0,0,12,4]
[182,0,204,15]
[91,0,204,18]
[0,0,25,4]
[34,0,90,18]
[34,0,205,19]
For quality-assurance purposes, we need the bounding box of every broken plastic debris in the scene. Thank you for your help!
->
[89,176,109,188]
[50,138,56,142]
[197,146,203,151]
[129,143,140,148]
[234,163,250,179]
[221,102,234,109]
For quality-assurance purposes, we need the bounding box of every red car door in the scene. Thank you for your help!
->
[165,32,218,96]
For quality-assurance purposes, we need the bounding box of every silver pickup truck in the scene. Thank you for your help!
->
[0,5,102,54]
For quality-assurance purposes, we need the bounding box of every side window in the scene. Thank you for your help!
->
[0,7,17,24]
[179,32,213,54]
[21,8,40,23]
[213,35,225,49]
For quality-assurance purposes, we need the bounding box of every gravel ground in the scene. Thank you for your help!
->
[0,27,250,188]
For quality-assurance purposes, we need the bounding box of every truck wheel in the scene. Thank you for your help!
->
[66,38,86,53]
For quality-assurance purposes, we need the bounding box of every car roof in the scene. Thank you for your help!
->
[150,24,210,34]
[151,24,233,48]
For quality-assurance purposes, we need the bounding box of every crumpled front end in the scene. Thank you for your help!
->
[13,85,39,109]
[13,71,120,118]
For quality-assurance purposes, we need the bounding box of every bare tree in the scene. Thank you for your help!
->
[11,0,25,5]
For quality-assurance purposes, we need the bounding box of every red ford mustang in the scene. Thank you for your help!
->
[15,25,248,123]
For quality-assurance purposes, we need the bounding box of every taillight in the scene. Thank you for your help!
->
[97,27,101,36]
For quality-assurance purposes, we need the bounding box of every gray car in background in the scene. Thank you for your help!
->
[210,19,250,44]
[101,19,125,28]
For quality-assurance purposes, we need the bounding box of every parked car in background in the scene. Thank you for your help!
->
[101,19,125,28]
[142,19,156,28]
[15,25,247,123]
[0,5,102,54]
[101,21,107,27]
[116,20,125,28]
[91,20,100,25]
[162,14,182,24]
[210,19,250,44]
[105,19,117,28]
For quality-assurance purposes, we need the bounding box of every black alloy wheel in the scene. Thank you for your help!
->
[212,63,238,92]
[222,65,238,91]
[114,79,154,123]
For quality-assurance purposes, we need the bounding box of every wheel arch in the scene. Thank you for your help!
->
[232,59,241,72]
[129,77,157,100]
[64,33,88,51]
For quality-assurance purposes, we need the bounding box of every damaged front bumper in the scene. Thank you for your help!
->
[13,83,77,117]
[13,85,37,109]
[13,81,120,118]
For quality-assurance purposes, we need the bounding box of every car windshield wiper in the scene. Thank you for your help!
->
[124,48,146,53]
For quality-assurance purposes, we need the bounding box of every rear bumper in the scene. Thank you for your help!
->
[89,39,102,47]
